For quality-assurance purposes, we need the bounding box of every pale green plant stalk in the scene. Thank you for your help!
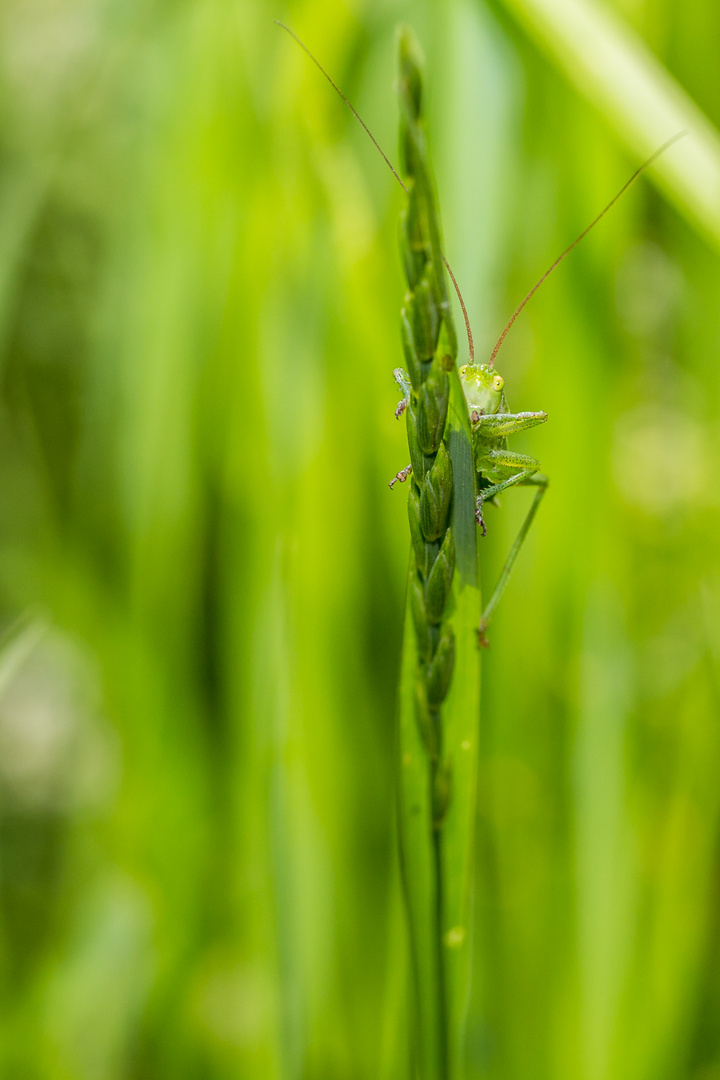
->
[396,29,482,1080]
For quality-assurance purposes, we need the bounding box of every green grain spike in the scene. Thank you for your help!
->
[396,24,482,1080]
[419,443,453,542]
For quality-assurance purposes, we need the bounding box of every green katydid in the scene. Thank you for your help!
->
[276,21,683,643]
[440,134,682,643]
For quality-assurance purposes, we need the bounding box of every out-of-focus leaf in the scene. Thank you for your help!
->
[497,0,720,248]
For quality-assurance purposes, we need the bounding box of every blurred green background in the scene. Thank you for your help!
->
[1,0,719,1077]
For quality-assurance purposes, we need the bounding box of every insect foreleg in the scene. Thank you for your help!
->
[392,367,412,419]
[477,474,548,646]
[389,464,413,489]
[471,411,547,438]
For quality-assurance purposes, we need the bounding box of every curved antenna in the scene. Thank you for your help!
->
[276,21,475,362]
[488,131,687,367]
[275,22,408,195]
[442,255,474,363]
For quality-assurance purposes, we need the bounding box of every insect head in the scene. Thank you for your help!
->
[458,364,504,416]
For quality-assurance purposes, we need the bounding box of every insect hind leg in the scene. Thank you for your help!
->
[475,467,537,535]
[478,473,548,646]
[475,448,541,534]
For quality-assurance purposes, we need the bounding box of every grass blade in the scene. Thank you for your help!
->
[440,378,482,1076]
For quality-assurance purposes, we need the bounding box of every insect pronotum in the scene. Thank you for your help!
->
[277,21,685,642]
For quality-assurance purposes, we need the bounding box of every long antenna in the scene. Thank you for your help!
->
[442,255,474,363]
[488,131,686,367]
[276,20,476,363]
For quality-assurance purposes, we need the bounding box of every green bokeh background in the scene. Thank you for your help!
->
[0,0,719,1077]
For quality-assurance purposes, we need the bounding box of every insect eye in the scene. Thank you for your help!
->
[493,375,504,391]
[460,365,467,375]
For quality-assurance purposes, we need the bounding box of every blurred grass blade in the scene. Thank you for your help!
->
[496,0,720,249]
